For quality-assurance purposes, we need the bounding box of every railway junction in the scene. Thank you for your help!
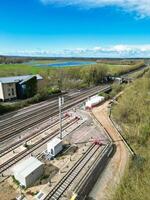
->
[0,103,113,200]
[0,84,130,200]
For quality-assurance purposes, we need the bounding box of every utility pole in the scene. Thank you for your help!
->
[59,96,64,140]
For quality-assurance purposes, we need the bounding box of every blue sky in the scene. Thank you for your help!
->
[0,0,150,57]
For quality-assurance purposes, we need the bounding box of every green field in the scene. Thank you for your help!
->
[0,60,145,94]
[0,64,43,77]
[0,61,92,77]
[29,59,58,64]
[0,60,144,77]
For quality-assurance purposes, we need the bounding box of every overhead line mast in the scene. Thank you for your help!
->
[59,96,64,140]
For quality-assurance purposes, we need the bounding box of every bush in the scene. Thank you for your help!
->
[12,176,20,186]
[80,64,108,86]
[99,92,110,100]
[109,83,124,98]
[47,87,61,95]
[99,83,124,100]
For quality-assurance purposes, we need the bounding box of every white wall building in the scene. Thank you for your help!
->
[0,81,17,101]
[12,157,44,188]
[0,74,43,101]
[47,137,63,157]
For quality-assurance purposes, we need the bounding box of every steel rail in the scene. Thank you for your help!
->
[44,144,100,200]
[0,87,100,128]
[0,118,78,173]
[0,115,69,157]
[0,86,111,142]
[74,144,110,189]
[0,97,69,129]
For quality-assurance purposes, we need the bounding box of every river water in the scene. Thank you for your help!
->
[35,61,96,68]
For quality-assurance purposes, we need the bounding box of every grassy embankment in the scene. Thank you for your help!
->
[112,70,150,200]
[106,61,146,76]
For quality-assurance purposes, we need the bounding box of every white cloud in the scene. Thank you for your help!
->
[1,45,150,57]
[40,0,150,18]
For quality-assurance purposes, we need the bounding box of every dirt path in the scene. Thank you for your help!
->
[89,101,129,200]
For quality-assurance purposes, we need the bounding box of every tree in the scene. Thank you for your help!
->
[80,64,108,86]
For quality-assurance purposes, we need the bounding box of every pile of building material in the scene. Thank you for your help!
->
[85,95,105,109]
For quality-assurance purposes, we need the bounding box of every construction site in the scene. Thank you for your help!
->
[0,85,131,200]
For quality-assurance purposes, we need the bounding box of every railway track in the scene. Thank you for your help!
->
[0,93,66,122]
[0,117,79,173]
[0,100,68,140]
[44,144,100,200]
[73,143,115,200]
[0,115,68,157]
[0,97,69,129]
[0,65,147,142]
[0,105,63,142]
[0,85,111,142]
[0,87,99,128]
[42,108,116,200]
[43,143,114,200]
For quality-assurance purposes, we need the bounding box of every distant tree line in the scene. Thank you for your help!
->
[96,59,144,65]
[0,56,30,64]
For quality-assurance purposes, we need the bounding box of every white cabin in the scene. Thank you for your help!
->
[47,137,63,157]
[12,157,44,188]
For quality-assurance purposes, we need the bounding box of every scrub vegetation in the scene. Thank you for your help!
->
[112,70,150,200]
[0,59,144,88]
[99,83,125,100]
[128,67,149,79]
[106,61,145,76]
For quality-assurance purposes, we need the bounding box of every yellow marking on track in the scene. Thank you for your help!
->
[70,193,77,200]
